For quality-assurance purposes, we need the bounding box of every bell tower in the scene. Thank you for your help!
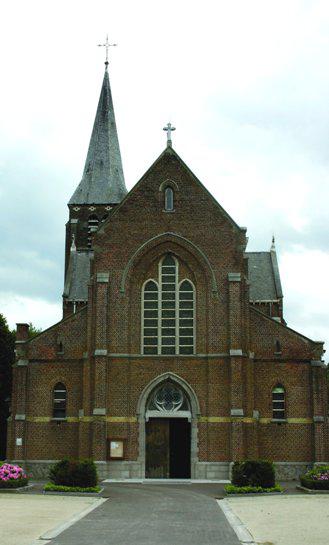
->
[63,54,127,317]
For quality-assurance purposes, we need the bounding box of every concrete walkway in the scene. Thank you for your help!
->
[0,494,102,545]
[226,494,329,545]
[50,484,241,545]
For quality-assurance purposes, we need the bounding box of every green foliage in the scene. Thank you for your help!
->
[232,460,276,488]
[28,322,42,339]
[300,465,329,490]
[0,477,28,489]
[225,484,282,494]
[44,482,100,493]
[0,314,15,459]
[49,458,98,488]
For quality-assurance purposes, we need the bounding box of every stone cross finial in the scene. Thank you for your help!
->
[163,122,176,147]
[98,35,117,69]
[271,235,276,252]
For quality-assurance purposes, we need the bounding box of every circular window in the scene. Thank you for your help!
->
[150,383,188,413]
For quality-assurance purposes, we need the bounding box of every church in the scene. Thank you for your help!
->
[7,57,328,481]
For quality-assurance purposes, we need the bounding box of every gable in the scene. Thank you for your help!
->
[105,146,242,231]
[26,307,87,360]
[249,306,323,360]
[94,147,247,279]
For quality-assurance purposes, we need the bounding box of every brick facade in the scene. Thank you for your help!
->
[7,146,328,480]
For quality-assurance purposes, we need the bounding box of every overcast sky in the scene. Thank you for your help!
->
[0,0,328,361]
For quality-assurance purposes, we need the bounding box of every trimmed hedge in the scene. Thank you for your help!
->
[300,466,329,490]
[49,459,98,488]
[44,483,100,493]
[232,460,275,488]
[225,484,282,494]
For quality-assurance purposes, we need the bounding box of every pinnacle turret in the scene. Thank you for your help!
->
[69,68,127,205]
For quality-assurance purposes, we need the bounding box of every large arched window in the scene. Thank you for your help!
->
[142,255,195,355]
[53,383,67,419]
[272,384,285,420]
[164,187,174,211]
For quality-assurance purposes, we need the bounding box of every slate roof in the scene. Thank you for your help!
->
[246,251,283,301]
[69,69,127,205]
[63,248,283,304]
[63,250,91,301]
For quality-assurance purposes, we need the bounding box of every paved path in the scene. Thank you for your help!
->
[0,494,100,545]
[227,494,329,545]
[51,484,241,545]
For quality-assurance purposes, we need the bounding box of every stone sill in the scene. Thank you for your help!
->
[51,418,67,423]
[271,419,287,424]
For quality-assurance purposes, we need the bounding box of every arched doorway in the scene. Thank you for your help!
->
[137,373,200,479]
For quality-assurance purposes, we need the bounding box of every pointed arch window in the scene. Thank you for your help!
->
[272,384,285,420]
[53,383,67,419]
[142,255,195,355]
[164,187,174,211]
[142,280,159,355]
[179,280,194,354]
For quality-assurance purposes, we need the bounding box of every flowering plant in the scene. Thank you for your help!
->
[309,467,329,481]
[0,463,28,488]
[300,465,329,490]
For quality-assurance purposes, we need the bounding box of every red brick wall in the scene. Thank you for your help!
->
[8,148,328,466]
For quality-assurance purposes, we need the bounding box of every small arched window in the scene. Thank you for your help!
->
[87,215,99,248]
[164,187,174,211]
[53,383,67,419]
[272,385,285,420]
[275,339,282,353]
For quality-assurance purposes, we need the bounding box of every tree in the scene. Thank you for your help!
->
[0,314,15,459]
[28,322,42,339]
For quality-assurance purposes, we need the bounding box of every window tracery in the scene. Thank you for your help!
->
[142,255,195,355]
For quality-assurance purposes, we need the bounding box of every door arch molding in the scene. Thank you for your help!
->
[137,372,200,478]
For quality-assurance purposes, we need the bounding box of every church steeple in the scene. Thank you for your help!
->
[63,61,127,317]
[69,66,127,205]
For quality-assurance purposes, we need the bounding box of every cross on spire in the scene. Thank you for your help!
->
[163,122,176,147]
[98,35,117,69]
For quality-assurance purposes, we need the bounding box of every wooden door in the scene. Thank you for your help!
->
[145,419,169,478]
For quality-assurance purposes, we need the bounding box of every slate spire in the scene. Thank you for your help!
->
[69,67,127,205]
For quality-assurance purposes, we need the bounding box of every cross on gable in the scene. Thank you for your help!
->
[163,122,176,147]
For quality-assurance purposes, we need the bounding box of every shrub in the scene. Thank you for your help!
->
[225,484,282,494]
[0,463,28,488]
[49,459,98,488]
[44,483,100,493]
[300,465,329,490]
[232,460,275,488]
